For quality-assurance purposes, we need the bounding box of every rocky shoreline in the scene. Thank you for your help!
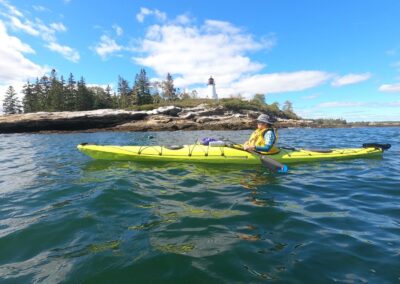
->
[0,105,399,134]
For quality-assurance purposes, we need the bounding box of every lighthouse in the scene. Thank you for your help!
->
[207,76,218,100]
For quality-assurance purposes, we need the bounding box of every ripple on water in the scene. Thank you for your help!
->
[0,128,399,282]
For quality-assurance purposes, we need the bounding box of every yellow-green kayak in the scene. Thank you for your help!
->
[77,143,388,165]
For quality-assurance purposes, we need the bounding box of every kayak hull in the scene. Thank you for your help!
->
[77,144,384,164]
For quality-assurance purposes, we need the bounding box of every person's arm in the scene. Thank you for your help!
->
[255,130,275,152]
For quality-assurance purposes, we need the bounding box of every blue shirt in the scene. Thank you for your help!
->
[255,129,276,152]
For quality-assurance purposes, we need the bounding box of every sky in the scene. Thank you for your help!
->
[0,0,399,121]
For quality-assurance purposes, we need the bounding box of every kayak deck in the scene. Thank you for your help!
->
[77,144,384,164]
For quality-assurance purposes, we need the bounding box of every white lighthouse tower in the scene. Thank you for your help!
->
[207,76,218,100]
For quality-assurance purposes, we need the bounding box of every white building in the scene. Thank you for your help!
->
[207,76,218,100]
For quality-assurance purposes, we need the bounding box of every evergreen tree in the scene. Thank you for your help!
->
[283,100,293,113]
[112,92,119,108]
[22,81,38,113]
[118,76,131,108]
[133,68,152,105]
[282,100,298,119]
[39,75,51,110]
[48,70,65,111]
[269,102,280,113]
[252,94,266,105]
[65,73,76,111]
[3,86,21,114]
[105,85,117,108]
[90,86,113,109]
[76,77,94,110]
[161,73,177,101]
[32,78,43,111]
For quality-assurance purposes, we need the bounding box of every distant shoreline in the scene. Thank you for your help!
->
[1,107,399,134]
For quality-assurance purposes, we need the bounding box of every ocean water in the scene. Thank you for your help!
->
[0,127,399,283]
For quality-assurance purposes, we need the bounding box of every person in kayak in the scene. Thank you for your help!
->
[243,114,279,154]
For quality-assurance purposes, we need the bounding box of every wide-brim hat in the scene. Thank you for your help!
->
[256,114,274,124]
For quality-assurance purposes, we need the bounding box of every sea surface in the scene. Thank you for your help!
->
[0,127,399,283]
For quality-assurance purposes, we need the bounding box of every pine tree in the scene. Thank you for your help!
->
[252,94,266,105]
[118,76,131,108]
[104,85,113,107]
[76,76,94,111]
[161,73,177,101]
[48,69,65,111]
[133,69,152,105]
[39,75,51,111]
[283,100,293,113]
[282,100,298,119]
[3,86,21,114]
[65,73,76,111]
[90,86,113,109]
[22,81,38,113]
[33,78,43,111]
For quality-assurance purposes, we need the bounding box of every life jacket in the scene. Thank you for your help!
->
[246,127,279,154]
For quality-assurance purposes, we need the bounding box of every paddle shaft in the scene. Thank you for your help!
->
[247,149,287,172]
[224,142,287,172]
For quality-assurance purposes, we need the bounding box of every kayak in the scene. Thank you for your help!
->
[77,143,389,165]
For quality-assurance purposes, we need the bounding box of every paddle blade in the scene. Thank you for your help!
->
[278,164,288,173]
[260,155,288,173]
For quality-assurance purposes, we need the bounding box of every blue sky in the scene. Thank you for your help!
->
[0,0,399,121]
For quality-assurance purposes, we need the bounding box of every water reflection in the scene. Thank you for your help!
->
[82,160,280,190]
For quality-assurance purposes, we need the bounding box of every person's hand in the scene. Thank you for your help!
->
[244,145,255,151]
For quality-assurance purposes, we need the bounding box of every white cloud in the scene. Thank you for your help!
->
[317,101,366,108]
[331,73,371,87]
[0,20,48,113]
[203,20,242,34]
[46,42,80,63]
[33,5,50,12]
[174,14,192,25]
[0,0,23,17]
[0,20,47,84]
[302,94,320,100]
[132,12,330,99]
[136,7,167,23]
[134,19,278,96]
[112,24,123,36]
[1,1,79,62]
[232,71,331,96]
[378,83,400,93]
[94,35,122,59]
[179,71,329,100]
[387,101,400,107]
[50,22,67,32]
[298,102,400,122]
[9,16,39,36]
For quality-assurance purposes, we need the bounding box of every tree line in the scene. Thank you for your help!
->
[2,69,191,114]
[2,69,298,120]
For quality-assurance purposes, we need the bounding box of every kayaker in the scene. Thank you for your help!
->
[243,114,279,154]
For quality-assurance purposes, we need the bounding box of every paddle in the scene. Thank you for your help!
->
[221,140,288,173]
[247,149,288,173]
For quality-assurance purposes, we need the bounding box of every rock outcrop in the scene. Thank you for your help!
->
[0,109,148,133]
[3,104,388,134]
